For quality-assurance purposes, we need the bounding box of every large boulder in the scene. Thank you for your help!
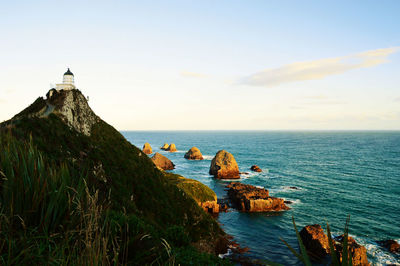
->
[151,152,175,170]
[226,182,289,212]
[166,143,177,152]
[184,147,204,160]
[250,165,262,172]
[142,142,152,154]
[160,143,169,150]
[209,150,240,179]
[300,224,330,259]
[335,235,369,266]
[377,239,400,253]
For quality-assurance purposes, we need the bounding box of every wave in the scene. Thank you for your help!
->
[269,186,303,194]
[202,155,214,160]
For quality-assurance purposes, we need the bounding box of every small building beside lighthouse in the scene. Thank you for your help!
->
[56,68,75,90]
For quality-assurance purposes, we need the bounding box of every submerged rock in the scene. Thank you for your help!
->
[377,239,400,253]
[300,224,330,259]
[184,147,204,160]
[166,143,177,152]
[142,142,152,154]
[160,143,169,150]
[226,182,289,212]
[209,150,240,179]
[250,165,262,172]
[151,152,175,170]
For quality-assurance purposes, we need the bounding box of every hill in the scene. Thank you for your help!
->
[0,89,229,265]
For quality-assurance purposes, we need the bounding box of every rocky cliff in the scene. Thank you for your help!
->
[12,89,99,136]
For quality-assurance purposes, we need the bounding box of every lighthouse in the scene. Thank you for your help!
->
[56,68,76,90]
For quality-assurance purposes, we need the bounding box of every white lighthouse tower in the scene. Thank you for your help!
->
[56,68,76,90]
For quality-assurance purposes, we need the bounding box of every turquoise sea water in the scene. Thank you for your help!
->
[122,131,400,265]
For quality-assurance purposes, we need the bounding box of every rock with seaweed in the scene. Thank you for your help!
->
[0,89,230,265]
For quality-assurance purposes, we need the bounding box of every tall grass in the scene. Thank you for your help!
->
[0,134,176,265]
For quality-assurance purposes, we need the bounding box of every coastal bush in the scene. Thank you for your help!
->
[0,112,228,264]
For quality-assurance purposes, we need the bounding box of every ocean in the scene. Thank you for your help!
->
[122,131,400,265]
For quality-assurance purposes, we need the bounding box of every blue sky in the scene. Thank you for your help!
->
[1,0,399,129]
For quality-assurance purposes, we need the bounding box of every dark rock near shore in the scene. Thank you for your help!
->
[335,235,370,266]
[299,224,370,265]
[377,239,400,253]
[184,147,204,160]
[209,150,240,179]
[151,152,175,170]
[300,224,330,259]
[226,182,289,212]
[250,165,262,172]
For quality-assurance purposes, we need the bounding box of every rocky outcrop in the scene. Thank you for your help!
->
[335,235,369,266]
[209,150,240,179]
[200,200,220,214]
[184,147,204,160]
[142,143,152,154]
[250,165,262,172]
[160,143,169,150]
[12,89,99,136]
[299,225,370,265]
[166,143,177,152]
[300,224,330,259]
[226,182,289,212]
[377,239,400,253]
[151,152,175,170]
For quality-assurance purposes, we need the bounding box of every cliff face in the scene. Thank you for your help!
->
[13,89,99,136]
[0,89,227,264]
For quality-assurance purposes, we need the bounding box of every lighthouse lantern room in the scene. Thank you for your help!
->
[56,68,75,90]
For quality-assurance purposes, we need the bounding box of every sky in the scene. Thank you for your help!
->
[1,0,399,130]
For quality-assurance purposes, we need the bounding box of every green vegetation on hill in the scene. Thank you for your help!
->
[0,111,230,265]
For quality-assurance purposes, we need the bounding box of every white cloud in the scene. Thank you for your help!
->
[240,47,400,87]
[181,71,208,78]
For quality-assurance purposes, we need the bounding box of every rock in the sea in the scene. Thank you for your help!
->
[335,235,370,266]
[142,142,152,154]
[300,226,370,265]
[226,182,289,212]
[184,147,204,160]
[200,200,220,214]
[166,143,177,152]
[160,143,169,150]
[151,152,175,170]
[300,224,330,259]
[377,239,400,253]
[209,150,240,179]
[250,165,262,172]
